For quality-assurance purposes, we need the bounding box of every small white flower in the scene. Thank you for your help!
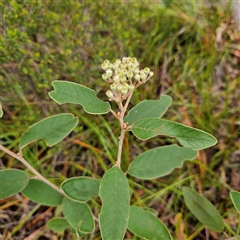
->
[110,83,117,91]
[106,69,113,78]
[149,71,154,77]
[120,75,127,83]
[116,83,123,92]
[106,90,114,98]
[144,67,150,74]
[121,87,128,95]
[140,73,147,80]
[102,73,108,81]
[127,71,133,79]
[113,75,120,83]
[135,74,140,81]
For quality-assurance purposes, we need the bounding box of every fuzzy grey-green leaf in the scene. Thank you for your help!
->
[128,144,197,179]
[0,169,29,199]
[124,95,172,125]
[49,80,111,114]
[99,166,130,240]
[61,177,100,202]
[182,187,224,232]
[128,206,172,240]
[20,113,78,149]
[22,179,64,206]
[62,197,94,233]
[132,118,217,150]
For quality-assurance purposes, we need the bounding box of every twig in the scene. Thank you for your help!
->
[0,144,64,194]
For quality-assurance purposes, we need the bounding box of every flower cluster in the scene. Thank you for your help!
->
[101,57,154,102]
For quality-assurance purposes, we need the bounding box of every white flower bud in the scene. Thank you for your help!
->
[134,68,140,74]
[108,63,113,69]
[106,90,114,99]
[115,69,122,76]
[127,71,133,79]
[101,63,108,71]
[127,57,132,62]
[144,67,150,74]
[135,74,140,81]
[121,68,127,76]
[106,69,113,78]
[128,64,135,71]
[116,83,123,92]
[113,75,120,83]
[132,57,137,63]
[149,71,154,77]
[122,57,127,63]
[104,59,110,64]
[122,83,129,89]
[102,73,108,81]
[121,87,128,95]
[110,83,117,91]
[140,73,147,80]
[115,59,121,65]
[120,63,127,69]
[120,75,127,83]
[112,63,118,70]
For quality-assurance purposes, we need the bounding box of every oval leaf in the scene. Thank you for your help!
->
[0,169,29,199]
[49,80,111,114]
[128,144,197,179]
[62,197,94,233]
[124,94,172,125]
[182,187,224,232]
[230,190,240,213]
[22,179,64,206]
[99,166,130,240]
[132,118,217,150]
[20,113,78,149]
[128,205,172,240]
[61,177,100,202]
[47,218,73,233]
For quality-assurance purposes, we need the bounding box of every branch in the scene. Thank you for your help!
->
[0,144,64,194]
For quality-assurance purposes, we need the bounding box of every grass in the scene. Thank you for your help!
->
[1,0,239,239]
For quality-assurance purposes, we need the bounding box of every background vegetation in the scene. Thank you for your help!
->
[1,0,239,239]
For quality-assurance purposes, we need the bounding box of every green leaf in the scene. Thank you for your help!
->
[128,144,197,179]
[47,218,73,233]
[99,166,130,240]
[124,94,172,125]
[132,118,217,150]
[182,187,224,232]
[230,190,240,213]
[128,205,172,240]
[49,80,111,114]
[19,113,78,149]
[61,177,100,202]
[0,169,29,199]
[22,179,64,206]
[62,197,94,233]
